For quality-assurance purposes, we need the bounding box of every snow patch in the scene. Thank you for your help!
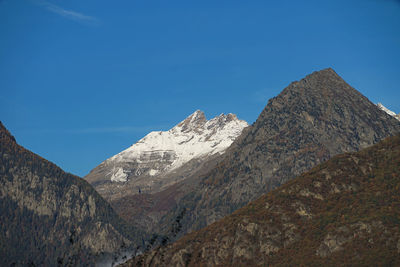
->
[148,169,159,176]
[105,110,248,182]
[109,167,128,182]
[377,103,397,117]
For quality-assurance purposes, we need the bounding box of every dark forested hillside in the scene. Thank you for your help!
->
[0,122,146,266]
[124,133,400,266]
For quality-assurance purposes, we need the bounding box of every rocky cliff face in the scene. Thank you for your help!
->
[85,111,248,201]
[157,68,400,239]
[124,134,400,266]
[0,122,146,266]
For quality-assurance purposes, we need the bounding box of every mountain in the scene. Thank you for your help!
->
[85,111,248,201]
[156,68,400,240]
[124,133,400,266]
[0,122,146,266]
[377,103,400,121]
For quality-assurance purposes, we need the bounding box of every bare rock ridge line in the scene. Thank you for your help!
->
[85,110,248,201]
[0,122,146,266]
[123,133,400,266]
[155,68,400,241]
[94,67,400,246]
[1,67,399,266]
[99,68,400,247]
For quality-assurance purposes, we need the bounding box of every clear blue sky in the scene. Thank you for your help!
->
[1,0,399,177]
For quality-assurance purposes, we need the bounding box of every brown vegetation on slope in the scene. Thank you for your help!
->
[156,68,400,241]
[124,133,400,266]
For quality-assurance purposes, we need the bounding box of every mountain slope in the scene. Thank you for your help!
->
[158,68,400,239]
[85,110,247,201]
[124,133,400,266]
[109,154,222,233]
[0,122,146,266]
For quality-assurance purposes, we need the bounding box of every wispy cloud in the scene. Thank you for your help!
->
[31,0,99,25]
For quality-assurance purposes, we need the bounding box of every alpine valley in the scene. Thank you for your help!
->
[86,68,400,244]
[1,68,399,266]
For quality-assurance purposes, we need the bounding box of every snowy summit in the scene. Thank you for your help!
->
[377,103,400,121]
[102,110,248,183]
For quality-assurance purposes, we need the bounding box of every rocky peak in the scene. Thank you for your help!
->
[155,68,400,241]
[218,113,238,124]
[302,67,340,83]
[175,110,207,133]
[257,68,388,138]
[173,110,243,135]
[226,113,238,121]
[171,110,246,138]
[85,109,248,199]
[0,121,16,143]
[206,113,239,130]
[279,68,357,101]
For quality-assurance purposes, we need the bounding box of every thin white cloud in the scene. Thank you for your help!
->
[32,0,99,25]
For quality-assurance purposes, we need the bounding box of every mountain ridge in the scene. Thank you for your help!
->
[155,68,400,240]
[85,110,248,200]
[0,121,146,266]
[124,133,400,266]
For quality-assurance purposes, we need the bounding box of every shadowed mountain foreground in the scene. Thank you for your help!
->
[0,122,147,266]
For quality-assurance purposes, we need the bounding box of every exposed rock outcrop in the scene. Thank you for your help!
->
[0,122,146,266]
[124,133,400,266]
[157,68,400,240]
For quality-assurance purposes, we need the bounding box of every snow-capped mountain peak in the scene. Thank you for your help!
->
[377,103,397,117]
[93,110,248,184]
